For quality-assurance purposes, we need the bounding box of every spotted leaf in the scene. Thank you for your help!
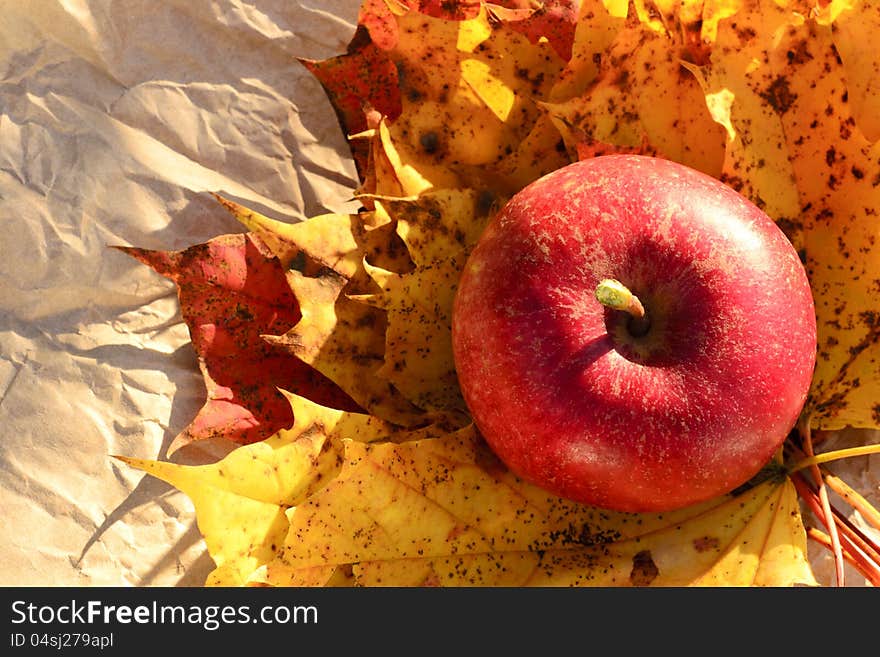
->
[697,0,880,430]
[114,234,359,453]
[263,426,816,587]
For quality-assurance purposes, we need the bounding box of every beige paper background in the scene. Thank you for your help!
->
[1,0,362,586]
[1,0,877,587]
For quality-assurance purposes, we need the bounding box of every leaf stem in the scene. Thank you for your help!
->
[793,471,880,561]
[788,443,880,474]
[794,472,880,585]
[799,417,846,586]
[805,527,880,587]
[822,472,880,533]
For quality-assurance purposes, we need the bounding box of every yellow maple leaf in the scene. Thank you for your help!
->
[827,0,880,142]
[694,0,880,430]
[263,426,816,587]
[351,189,496,415]
[121,0,880,587]
[117,391,459,586]
[545,1,728,176]
[548,0,626,102]
[357,3,571,197]
[115,392,347,586]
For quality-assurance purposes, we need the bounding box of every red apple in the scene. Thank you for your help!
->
[451,155,817,512]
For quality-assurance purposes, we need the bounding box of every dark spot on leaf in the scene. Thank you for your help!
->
[720,173,745,193]
[630,550,659,586]
[861,310,880,330]
[825,148,837,166]
[420,131,439,154]
[786,41,812,65]
[775,217,803,243]
[234,304,254,322]
[693,536,720,552]
[816,207,834,223]
[760,77,797,114]
[735,25,757,42]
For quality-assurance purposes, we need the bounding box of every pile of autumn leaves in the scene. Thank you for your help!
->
[119,0,880,586]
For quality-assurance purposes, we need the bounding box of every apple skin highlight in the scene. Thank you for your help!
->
[451,155,817,513]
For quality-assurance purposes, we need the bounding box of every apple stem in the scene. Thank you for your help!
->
[595,279,645,317]
[595,279,650,337]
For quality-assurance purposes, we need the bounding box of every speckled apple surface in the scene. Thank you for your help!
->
[452,154,817,512]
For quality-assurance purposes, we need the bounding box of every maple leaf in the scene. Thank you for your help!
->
[487,1,581,62]
[118,0,880,587]
[342,1,574,198]
[122,398,816,587]
[543,2,728,177]
[688,0,880,431]
[118,392,460,586]
[261,425,816,587]
[351,189,496,415]
[115,233,359,453]
[300,28,402,180]
[212,196,429,428]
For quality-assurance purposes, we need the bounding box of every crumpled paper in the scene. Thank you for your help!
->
[1,0,876,588]
[0,0,361,586]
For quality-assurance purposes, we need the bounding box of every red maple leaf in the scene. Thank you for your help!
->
[116,232,361,454]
